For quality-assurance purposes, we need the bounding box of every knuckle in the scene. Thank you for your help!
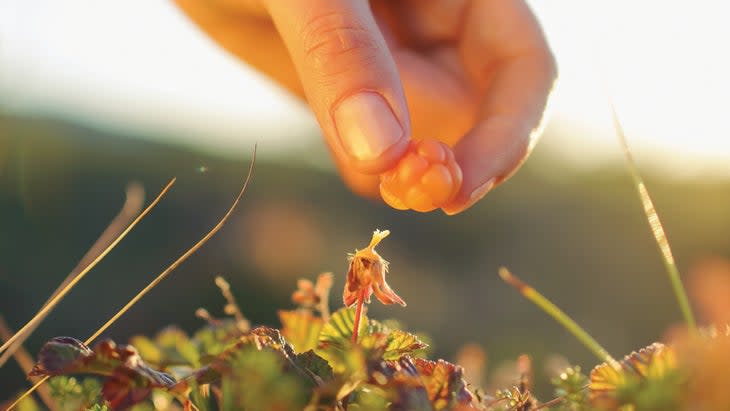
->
[300,11,380,74]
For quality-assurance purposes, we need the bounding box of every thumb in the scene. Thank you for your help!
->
[264,0,410,174]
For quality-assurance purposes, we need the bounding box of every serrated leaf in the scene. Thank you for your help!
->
[315,308,371,376]
[181,326,298,388]
[589,362,625,409]
[414,358,473,411]
[589,342,676,409]
[278,309,324,353]
[318,307,369,350]
[383,330,428,361]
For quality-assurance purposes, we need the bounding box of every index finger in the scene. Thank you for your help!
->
[442,0,557,215]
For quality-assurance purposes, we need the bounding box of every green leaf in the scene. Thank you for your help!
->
[293,350,334,382]
[155,327,200,367]
[383,329,428,361]
[318,307,368,350]
[347,385,392,411]
[192,319,245,360]
[186,377,211,411]
[182,326,301,389]
[278,309,324,353]
[48,376,102,410]
[126,336,162,365]
[130,326,200,371]
[315,308,371,375]
[221,346,310,411]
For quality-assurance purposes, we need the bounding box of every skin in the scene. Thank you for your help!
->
[174,0,557,214]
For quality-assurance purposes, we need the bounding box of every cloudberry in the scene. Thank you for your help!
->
[379,139,463,212]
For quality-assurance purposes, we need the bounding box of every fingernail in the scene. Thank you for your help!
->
[333,92,404,162]
[443,177,496,216]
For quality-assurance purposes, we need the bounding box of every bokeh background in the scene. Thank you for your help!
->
[2,0,730,401]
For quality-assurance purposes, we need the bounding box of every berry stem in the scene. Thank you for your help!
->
[352,289,366,343]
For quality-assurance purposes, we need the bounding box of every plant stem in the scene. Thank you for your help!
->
[499,268,621,370]
[7,149,257,411]
[0,183,144,368]
[352,289,366,344]
[610,105,696,330]
[0,316,60,411]
[0,179,172,357]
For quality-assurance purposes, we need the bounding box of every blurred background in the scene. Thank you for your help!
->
[2,0,730,401]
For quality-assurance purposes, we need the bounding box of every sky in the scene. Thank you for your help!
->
[1,1,729,178]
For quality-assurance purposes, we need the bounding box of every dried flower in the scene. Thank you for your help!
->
[343,229,405,343]
[343,229,406,308]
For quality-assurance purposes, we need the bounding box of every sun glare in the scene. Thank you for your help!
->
[0,0,728,176]
[533,0,730,177]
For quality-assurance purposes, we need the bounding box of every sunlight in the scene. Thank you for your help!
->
[533,0,730,177]
[0,0,728,176]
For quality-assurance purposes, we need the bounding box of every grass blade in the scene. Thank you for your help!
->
[0,315,59,411]
[6,147,256,410]
[610,105,696,329]
[0,183,145,368]
[86,147,255,343]
[499,267,621,370]
[0,179,174,357]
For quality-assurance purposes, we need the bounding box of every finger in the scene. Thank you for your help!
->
[396,0,469,47]
[442,0,557,215]
[263,0,411,174]
[392,48,478,147]
[333,152,382,199]
[459,0,556,91]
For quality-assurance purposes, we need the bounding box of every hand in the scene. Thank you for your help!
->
[174,0,557,214]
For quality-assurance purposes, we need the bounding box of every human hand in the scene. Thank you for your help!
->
[174,0,557,214]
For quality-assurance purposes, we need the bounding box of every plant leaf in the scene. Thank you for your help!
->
[192,319,246,361]
[30,337,96,376]
[293,350,334,382]
[318,307,368,350]
[383,329,428,361]
[31,337,176,410]
[221,346,311,411]
[278,309,324,353]
[589,342,677,409]
[47,376,102,410]
[414,358,473,411]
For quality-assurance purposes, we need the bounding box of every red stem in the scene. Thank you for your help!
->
[351,289,366,343]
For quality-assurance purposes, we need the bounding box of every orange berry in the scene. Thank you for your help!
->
[379,139,463,212]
